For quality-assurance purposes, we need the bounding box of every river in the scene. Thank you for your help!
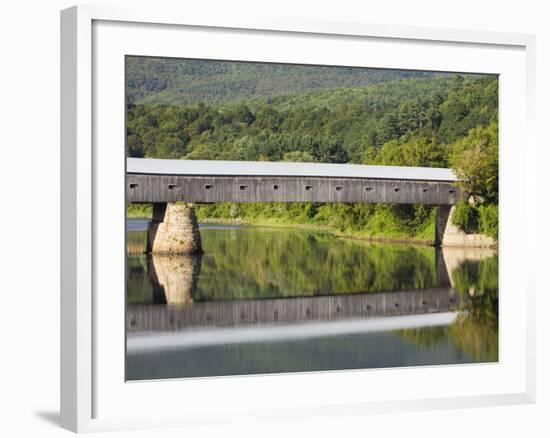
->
[126,219,498,380]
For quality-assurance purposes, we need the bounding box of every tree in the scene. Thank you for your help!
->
[282,151,316,162]
[399,137,447,168]
[156,134,188,159]
[449,122,498,203]
[313,140,349,163]
[229,103,255,125]
[127,134,144,157]
[254,107,283,131]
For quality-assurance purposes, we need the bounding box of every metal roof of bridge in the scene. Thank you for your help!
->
[127,158,457,182]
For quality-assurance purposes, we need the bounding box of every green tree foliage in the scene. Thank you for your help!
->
[449,122,498,203]
[364,137,446,168]
[282,151,316,162]
[437,77,498,144]
[451,200,479,234]
[127,75,498,165]
[450,200,498,239]
[477,204,499,239]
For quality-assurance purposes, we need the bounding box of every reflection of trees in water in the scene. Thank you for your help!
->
[396,326,448,350]
[127,230,148,255]
[398,255,498,362]
[451,256,498,297]
[194,227,438,301]
[449,255,498,361]
[127,227,441,304]
[127,255,152,304]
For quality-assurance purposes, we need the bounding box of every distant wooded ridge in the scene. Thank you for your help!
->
[126,56,486,106]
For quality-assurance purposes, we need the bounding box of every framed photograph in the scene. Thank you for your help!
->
[61,5,536,432]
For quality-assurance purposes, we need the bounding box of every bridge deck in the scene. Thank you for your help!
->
[127,158,462,205]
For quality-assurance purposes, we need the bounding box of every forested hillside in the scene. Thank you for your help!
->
[126,60,499,242]
[127,57,447,106]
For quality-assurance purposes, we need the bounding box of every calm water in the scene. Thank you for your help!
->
[126,220,498,380]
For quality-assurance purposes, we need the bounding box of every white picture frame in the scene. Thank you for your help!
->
[60,4,536,433]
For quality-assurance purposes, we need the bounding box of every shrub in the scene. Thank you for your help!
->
[451,200,479,233]
[229,203,241,218]
[127,203,152,218]
[478,204,499,239]
[450,200,498,240]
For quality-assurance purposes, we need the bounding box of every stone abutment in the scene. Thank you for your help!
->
[146,203,203,254]
[436,205,496,248]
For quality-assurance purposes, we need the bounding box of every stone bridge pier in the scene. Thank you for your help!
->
[146,202,203,254]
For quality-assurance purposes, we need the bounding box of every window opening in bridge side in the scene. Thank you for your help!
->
[365,186,373,192]
[168,184,178,190]
[335,186,343,191]
[305,185,313,191]
[239,185,248,191]
[205,184,213,190]
[273,184,279,190]
[129,183,138,189]
[394,187,401,192]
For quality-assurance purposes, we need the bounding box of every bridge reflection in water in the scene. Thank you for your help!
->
[128,277,459,332]
[126,224,497,379]
[126,245,493,333]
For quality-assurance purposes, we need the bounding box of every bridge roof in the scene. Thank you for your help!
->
[127,158,457,182]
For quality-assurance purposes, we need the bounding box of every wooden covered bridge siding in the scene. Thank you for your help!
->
[127,174,461,205]
[127,158,462,252]
[126,158,462,205]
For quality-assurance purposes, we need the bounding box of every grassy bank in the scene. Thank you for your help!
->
[199,217,436,246]
[127,203,153,218]
[196,202,436,243]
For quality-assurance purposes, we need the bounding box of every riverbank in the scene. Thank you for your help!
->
[127,202,435,243]
[197,217,437,246]
[127,203,497,248]
[126,209,434,246]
